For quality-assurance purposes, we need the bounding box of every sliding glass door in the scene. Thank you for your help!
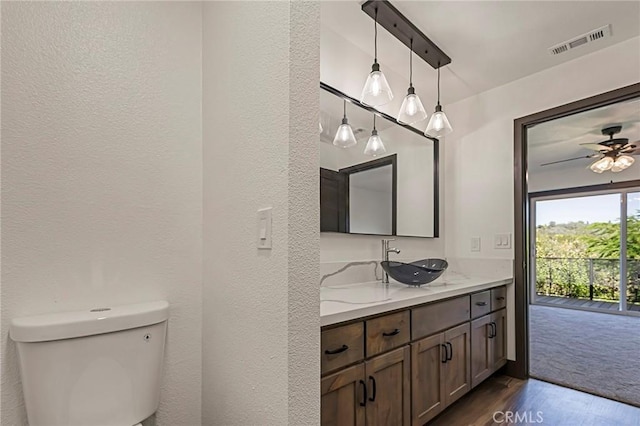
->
[626,192,640,312]
[530,188,639,314]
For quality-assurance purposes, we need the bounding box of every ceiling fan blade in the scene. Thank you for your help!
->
[540,154,599,167]
[620,141,639,154]
[579,142,612,151]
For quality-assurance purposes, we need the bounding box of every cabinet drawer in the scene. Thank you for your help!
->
[321,322,365,375]
[471,291,491,319]
[412,296,470,340]
[491,286,507,311]
[366,310,410,357]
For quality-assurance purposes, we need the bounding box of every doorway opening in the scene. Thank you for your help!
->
[512,82,640,405]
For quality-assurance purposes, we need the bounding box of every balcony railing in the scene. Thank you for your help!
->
[535,257,640,304]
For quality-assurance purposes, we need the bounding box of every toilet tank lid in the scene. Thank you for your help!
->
[10,300,169,343]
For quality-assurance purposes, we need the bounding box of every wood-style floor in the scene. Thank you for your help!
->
[536,295,640,312]
[429,376,640,426]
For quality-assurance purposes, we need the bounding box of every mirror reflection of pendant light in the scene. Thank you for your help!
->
[333,100,358,148]
[361,7,393,107]
[425,65,453,138]
[397,39,427,125]
[364,115,386,156]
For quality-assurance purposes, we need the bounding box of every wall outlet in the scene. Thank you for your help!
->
[257,207,272,249]
[471,237,481,252]
[494,233,511,249]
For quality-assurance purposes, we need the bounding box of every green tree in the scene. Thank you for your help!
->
[584,216,640,259]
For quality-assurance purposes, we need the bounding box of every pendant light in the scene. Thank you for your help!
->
[333,100,357,148]
[364,115,386,156]
[361,7,393,107]
[397,39,427,125]
[425,64,453,138]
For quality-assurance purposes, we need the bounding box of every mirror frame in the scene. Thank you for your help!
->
[320,82,440,238]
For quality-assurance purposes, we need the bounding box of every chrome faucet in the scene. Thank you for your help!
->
[381,239,401,284]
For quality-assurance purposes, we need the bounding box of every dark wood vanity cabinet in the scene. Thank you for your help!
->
[471,306,507,388]
[321,313,410,426]
[321,364,366,426]
[365,346,411,426]
[321,286,507,426]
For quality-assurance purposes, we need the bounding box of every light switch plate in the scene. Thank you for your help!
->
[257,207,272,249]
[494,233,511,249]
[471,237,481,252]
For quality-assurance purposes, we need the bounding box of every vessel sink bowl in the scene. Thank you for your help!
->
[380,259,448,286]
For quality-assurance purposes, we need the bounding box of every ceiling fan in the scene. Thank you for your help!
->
[540,125,639,173]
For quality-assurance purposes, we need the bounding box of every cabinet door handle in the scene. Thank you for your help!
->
[324,344,348,355]
[446,342,453,361]
[359,380,367,407]
[368,376,377,402]
[493,322,498,338]
[475,301,487,306]
[382,328,400,337]
[489,322,496,339]
[487,323,493,338]
[496,296,505,301]
[441,344,448,363]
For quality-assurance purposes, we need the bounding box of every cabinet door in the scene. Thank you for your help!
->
[321,363,366,426]
[411,333,445,426]
[491,309,507,372]
[443,322,471,407]
[365,346,411,426]
[470,315,492,388]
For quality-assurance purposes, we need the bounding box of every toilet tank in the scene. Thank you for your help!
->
[10,301,169,426]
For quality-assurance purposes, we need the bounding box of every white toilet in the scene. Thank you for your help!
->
[10,300,169,426]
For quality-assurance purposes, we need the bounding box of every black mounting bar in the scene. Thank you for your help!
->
[361,0,451,69]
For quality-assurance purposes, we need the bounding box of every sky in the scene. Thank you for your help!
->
[535,193,640,226]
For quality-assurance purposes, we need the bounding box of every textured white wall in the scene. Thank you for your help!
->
[202,2,320,425]
[444,36,640,260]
[1,3,202,425]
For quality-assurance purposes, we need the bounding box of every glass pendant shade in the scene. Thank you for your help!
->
[398,87,427,125]
[362,63,393,107]
[333,118,357,148]
[589,156,614,173]
[364,129,386,156]
[319,122,323,133]
[425,105,453,138]
[611,155,635,172]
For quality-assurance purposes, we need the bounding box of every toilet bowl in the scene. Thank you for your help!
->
[10,301,169,426]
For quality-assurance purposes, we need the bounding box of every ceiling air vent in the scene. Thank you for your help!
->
[548,24,611,56]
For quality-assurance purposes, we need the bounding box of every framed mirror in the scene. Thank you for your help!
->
[319,83,439,238]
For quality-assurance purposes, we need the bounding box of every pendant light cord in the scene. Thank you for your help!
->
[373,114,377,131]
[343,100,347,119]
[409,39,413,87]
[437,63,441,106]
[374,8,378,63]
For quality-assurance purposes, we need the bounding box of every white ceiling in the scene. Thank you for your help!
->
[321,1,640,105]
[528,97,640,171]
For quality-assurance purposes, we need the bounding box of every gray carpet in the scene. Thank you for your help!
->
[530,304,640,407]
